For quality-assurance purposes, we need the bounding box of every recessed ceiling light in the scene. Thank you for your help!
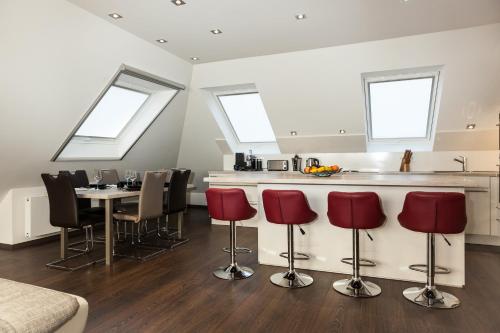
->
[171,0,186,5]
[290,131,298,136]
[210,29,223,35]
[295,14,306,20]
[191,57,199,61]
[339,129,346,134]
[156,39,168,43]
[466,124,476,130]
[108,13,123,19]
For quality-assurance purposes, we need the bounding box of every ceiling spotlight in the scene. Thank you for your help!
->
[339,129,346,134]
[156,39,168,43]
[466,124,476,130]
[191,57,199,61]
[290,131,298,136]
[171,0,186,5]
[211,29,223,35]
[295,14,306,20]
[108,13,123,19]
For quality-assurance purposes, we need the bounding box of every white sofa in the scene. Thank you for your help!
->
[0,278,88,333]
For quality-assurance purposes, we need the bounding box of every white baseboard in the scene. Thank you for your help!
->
[187,192,207,206]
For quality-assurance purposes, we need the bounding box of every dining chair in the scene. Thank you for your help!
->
[100,169,120,185]
[41,173,104,271]
[159,169,191,248]
[113,171,168,260]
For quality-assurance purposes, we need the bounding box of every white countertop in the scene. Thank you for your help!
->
[205,171,491,188]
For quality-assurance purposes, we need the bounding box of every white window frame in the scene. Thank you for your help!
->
[362,66,443,152]
[52,65,184,161]
[204,84,280,154]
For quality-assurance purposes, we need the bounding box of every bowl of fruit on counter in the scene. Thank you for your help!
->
[302,165,342,177]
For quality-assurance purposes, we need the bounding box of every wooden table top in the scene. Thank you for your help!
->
[76,184,195,200]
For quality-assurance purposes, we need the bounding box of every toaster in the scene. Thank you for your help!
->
[267,160,289,171]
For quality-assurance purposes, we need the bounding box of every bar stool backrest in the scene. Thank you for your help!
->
[41,173,80,228]
[398,191,467,234]
[327,192,385,229]
[138,171,168,220]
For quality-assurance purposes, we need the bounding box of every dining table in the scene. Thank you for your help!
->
[65,184,195,266]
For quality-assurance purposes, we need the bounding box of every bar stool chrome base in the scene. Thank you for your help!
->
[213,264,254,280]
[270,271,313,288]
[403,286,460,309]
[333,278,381,297]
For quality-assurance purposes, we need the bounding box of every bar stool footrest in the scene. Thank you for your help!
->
[279,251,310,260]
[223,247,252,254]
[341,257,376,267]
[409,264,450,274]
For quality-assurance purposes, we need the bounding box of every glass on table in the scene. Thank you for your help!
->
[93,169,103,190]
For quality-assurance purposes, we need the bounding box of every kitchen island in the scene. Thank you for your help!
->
[204,171,490,287]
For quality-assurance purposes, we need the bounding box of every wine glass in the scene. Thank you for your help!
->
[125,170,131,187]
[130,171,137,186]
[94,169,103,190]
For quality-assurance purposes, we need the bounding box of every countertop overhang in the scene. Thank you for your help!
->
[205,171,493,188]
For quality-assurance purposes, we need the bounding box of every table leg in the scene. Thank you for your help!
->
[60,228,68,259]
[105,199,114,266]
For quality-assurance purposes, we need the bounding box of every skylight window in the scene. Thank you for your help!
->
[363,66,442,152]
[75,86,149,138]
[53,65,184,161]
[218,93,276,143]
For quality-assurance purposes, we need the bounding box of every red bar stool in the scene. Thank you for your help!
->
[262,190,317,288]
[205,188,257,280]
[327,192,386,297]
[398,191,467,309]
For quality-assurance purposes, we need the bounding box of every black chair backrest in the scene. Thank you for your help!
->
[164,169,191,214]
[59,170,91,209]
[59,170,89,188]
[42,173,80,228]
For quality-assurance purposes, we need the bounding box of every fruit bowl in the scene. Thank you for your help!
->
[311,169,343,177]
[301,165,342,177]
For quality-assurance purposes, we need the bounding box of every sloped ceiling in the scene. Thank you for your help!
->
[67,0,500,63]
[0,0,192,200]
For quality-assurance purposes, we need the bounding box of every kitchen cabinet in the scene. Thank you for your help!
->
[491,177,500,236]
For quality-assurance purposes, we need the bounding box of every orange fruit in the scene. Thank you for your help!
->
[304,167,311,174]
[331,165,340,172]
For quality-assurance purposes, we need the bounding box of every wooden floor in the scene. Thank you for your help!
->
[1,207,500,333]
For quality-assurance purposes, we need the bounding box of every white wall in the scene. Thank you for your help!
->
[0,0,193,244]
[0,0,193,201]
[177,23,500,196]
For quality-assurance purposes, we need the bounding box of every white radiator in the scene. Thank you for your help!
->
[24,195,59,239]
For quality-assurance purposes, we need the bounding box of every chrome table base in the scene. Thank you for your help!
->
[333,278,381,297]
[213,264,254,280]
[403,286,460,309]
[270,271,313,288]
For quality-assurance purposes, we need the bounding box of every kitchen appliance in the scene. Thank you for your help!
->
[234,152,247,171]
[292,154,302,171]
[306,158,320,168]
[267,160,289,171]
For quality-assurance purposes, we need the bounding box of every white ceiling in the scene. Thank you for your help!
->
[67,0,500,63]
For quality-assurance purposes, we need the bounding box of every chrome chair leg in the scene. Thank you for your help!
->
[270,225,313,288]
[47,226,104,271]
[333,229,381,297]
[213,221,254,280]
[403,233,460,309]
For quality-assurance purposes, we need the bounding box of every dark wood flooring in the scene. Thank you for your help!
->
[1,207,500,333]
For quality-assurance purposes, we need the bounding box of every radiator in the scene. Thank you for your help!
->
[24,195,59,239]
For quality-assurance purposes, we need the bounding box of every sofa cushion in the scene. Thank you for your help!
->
[0,278,79,333]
